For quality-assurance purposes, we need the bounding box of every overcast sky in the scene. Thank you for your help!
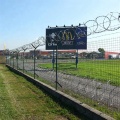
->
[0,0,120,51]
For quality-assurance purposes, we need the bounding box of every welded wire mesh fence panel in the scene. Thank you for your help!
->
[7,45,120,111]
[6,40,120,120]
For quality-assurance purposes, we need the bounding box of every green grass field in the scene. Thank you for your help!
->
[38,59,120,86]
[0,64,85,120]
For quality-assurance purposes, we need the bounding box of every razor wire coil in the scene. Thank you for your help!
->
[9,12,120,52]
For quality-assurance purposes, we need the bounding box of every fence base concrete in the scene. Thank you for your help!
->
[6,64,115,120]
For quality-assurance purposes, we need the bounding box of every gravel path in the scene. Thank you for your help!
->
[9,60,120,110]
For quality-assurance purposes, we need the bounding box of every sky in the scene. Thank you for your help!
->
[0,0,120,51]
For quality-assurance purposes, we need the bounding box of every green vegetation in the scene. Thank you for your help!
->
[38,59,120,86]
[0,64,85,120]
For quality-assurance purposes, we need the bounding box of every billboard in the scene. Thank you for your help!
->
[46,27,87,50]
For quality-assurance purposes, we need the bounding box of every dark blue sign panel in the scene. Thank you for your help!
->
[46,27,87,50]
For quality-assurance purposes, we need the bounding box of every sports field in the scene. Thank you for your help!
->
[38,59,120,86]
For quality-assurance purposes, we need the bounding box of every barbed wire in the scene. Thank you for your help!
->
[84,12,120,35]
[31,36,45,49]
[10,36,46,52]
[10,12,120,52]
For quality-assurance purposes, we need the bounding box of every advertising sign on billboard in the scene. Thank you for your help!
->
[46,27,87,50]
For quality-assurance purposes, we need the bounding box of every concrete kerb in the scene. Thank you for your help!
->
[6,64,115,120]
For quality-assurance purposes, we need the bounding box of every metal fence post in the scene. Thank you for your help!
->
[34,48,36,79]
[13,52,14,68]
[56,46,58,90]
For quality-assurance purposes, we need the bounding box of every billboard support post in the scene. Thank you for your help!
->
[55,45,58,90]
[76,49,78,69]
